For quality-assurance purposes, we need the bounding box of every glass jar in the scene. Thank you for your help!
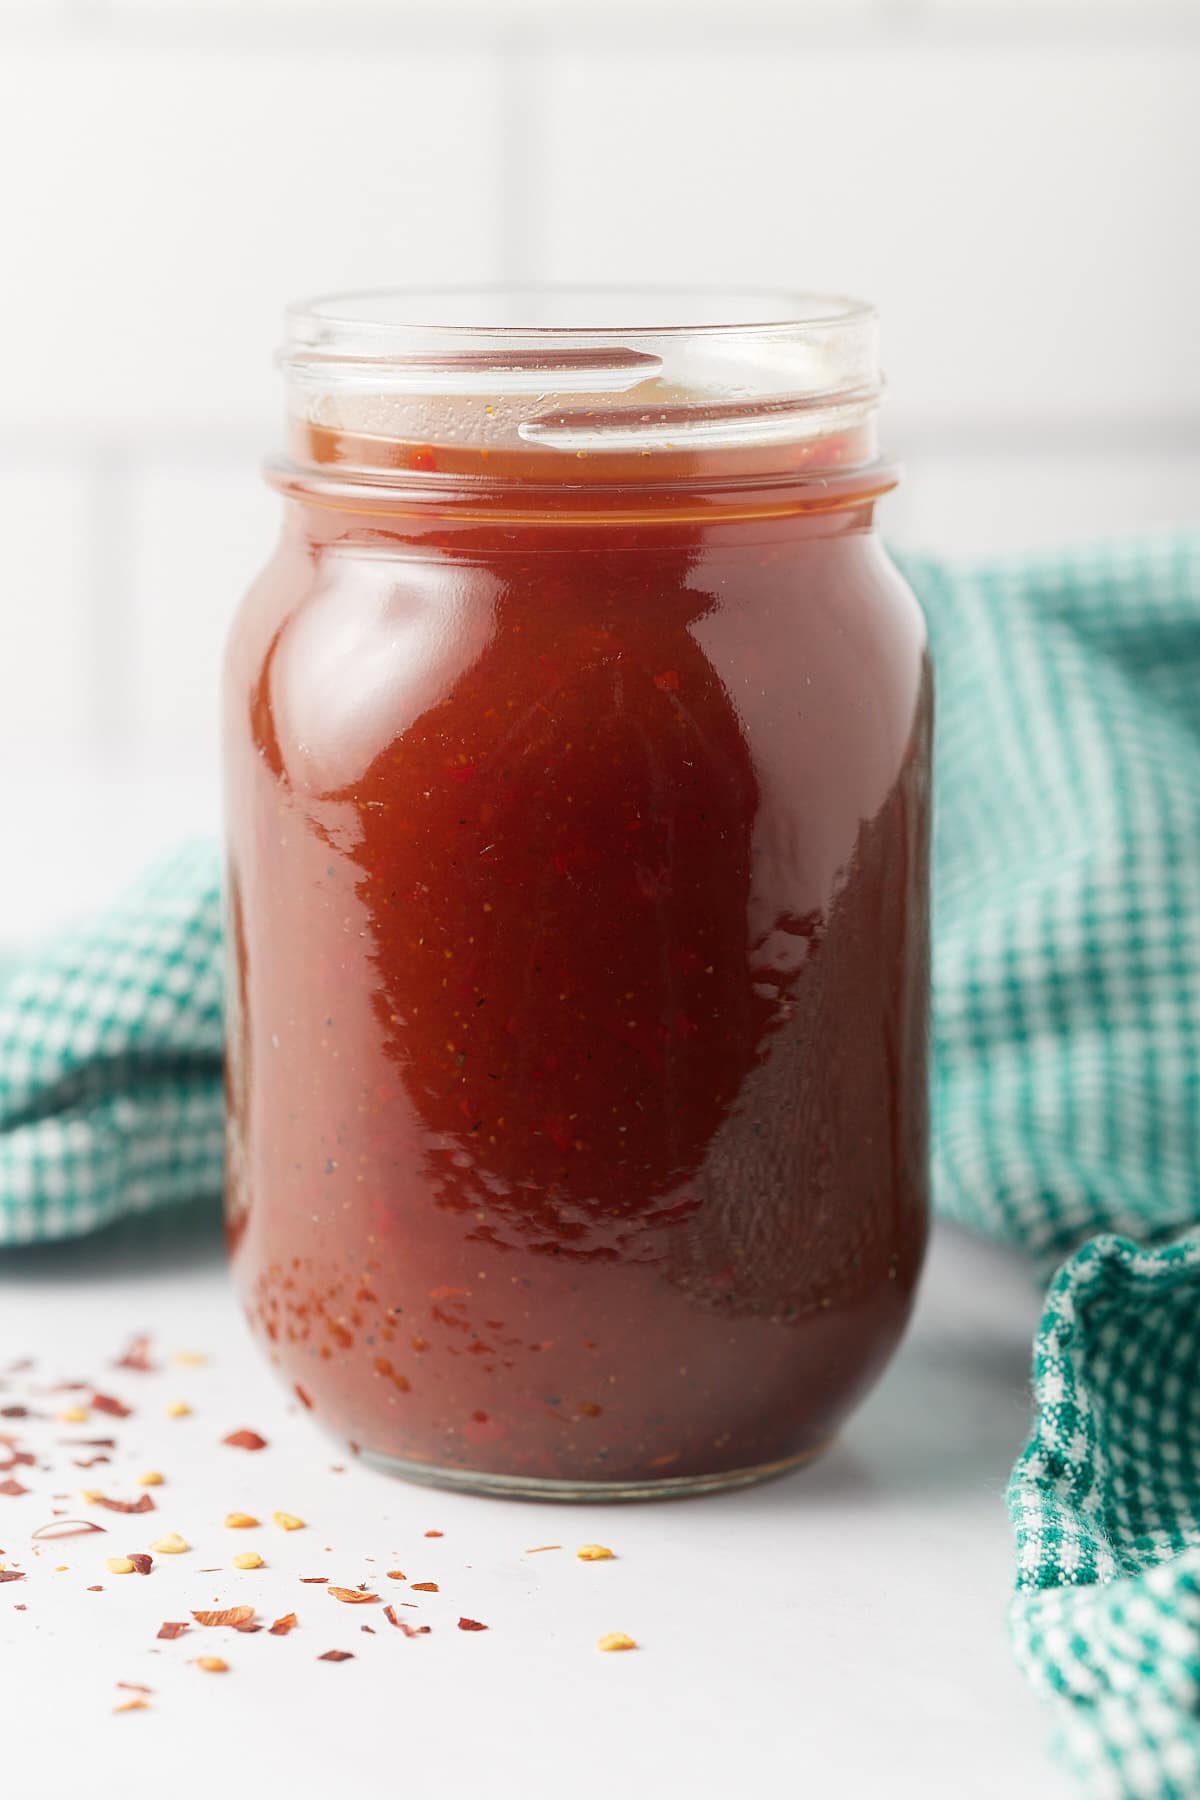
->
[223,288,931,1499]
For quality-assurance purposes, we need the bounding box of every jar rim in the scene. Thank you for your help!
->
[278,284,885,496]
[285,284,876,344]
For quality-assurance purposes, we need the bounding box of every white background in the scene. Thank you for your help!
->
[1,0,1198,942]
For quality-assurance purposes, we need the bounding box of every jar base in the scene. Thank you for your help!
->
[357,1441,830,1502]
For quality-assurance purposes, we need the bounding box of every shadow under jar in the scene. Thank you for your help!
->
[223,287,932,1500]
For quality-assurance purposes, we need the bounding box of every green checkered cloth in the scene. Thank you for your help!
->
[2,535,1200,1795]
[913,535,1200,1797]
[0,841,223,1243]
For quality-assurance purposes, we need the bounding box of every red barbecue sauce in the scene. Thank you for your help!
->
[223,421,931,1493]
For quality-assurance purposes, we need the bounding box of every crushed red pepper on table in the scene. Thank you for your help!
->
[222,1430,267,1452]
[81,1492,155,1514]
[191,1606,255,1628]
[114,1338,156,1375]
[0,1335,537,1707]
[384,1606,430,1637]
[90,1394,132,1419]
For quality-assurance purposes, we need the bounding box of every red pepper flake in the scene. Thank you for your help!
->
[423,1530,444,1539]
[116,1681,153,1696]
[293,1384,314,1410]
[383,1605,430,1637]
[87,1584,103,1592]
[0,1570,26,1583]
[31,1519,107,1540]
[360,1624,375,1635]
[0,1405,31,1417]
[299,1576,329,1584]
[82,1493,155,1515]
[114,1336,156,1374]
[191,1606,255,1628]
[0,1479,28,1497]
[458,1617,488,1632]
[61,1438,116,1449]
[410,1581,439,1593]
[222,1429,267,1452]
[157,1621,189,1640]
[0,1450,34,1470]
[233,1621,263,1633]
[90,1393,132,1419]
[128,1553,154,1576]
[328,1587,379,1605]
[318,1649,353,1662]
[72,1457,111,1469]
[268,1613,297,1636]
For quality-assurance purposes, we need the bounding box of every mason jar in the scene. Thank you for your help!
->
[223,288,931,1499]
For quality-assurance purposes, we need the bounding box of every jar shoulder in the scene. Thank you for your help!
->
[223,525,930,803]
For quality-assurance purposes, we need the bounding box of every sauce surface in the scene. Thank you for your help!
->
[223,434,931,1489]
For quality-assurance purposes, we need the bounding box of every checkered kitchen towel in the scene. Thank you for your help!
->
[2,534,1200,1795]
[0,841,224,1244]
[916,536,1200,1795]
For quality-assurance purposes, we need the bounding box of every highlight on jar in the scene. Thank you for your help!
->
[222,288,932,1500]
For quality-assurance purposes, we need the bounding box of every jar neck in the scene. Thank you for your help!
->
[277,487,887,564]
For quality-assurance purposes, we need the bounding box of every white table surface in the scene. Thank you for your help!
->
[0,1211,1069,1800]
